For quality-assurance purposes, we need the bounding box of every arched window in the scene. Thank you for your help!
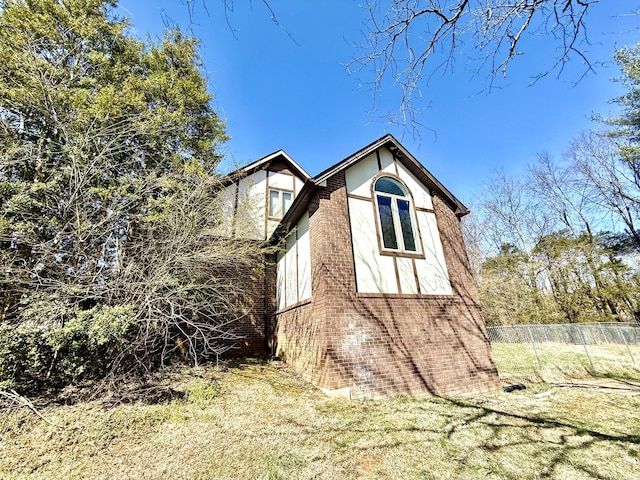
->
[374,176,420,253]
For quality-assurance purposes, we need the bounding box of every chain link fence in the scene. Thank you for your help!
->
[487,322,640,382]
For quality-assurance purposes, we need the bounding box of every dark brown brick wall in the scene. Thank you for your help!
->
[221,257,268,358]
[273,169,500,398]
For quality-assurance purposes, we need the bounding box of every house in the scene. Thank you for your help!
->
[222,134,500,399]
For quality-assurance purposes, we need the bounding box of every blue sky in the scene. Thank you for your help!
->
[118,1,638,204]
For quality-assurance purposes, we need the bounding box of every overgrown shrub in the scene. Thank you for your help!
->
[0,1,265,392]
[0,301,135,390]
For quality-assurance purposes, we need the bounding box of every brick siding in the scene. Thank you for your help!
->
[220,255,268,358]
[272,170,500,398]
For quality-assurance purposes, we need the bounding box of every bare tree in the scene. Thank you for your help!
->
[460,212,485,278]
[178,1,621,129]
[476,170,551,256]
[350,0,601,128]
[529,150,603,237]
[567,131,640,246]
[111,175,265,370]
[0,2,258,390]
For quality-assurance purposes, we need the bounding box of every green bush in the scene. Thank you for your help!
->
[0,300,136,390]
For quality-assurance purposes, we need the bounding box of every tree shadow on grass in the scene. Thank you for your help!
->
[301,392,639,478]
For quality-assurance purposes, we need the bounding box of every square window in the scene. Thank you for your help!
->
[269,189,293,219]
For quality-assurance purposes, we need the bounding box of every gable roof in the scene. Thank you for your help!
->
[221,149,311,186]
[271,134,469,242]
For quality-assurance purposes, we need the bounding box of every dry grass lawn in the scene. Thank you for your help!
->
[1,360,639,479]
[492,342,640,383]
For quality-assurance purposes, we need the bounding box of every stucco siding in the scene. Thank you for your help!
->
[218,182,237,236]
[348,197,398,293]
[396,257,419,294]
[345,151,378,197]
[396,161,433,210]
[297,212,312,301]
[416,211,452,294]
[276,251,286,311]
[275,211,313,309]
[378,148,396,176]
[236,170,267,240]
[284,233,298,306]
[345,147,450,295]
[267,170,295,190]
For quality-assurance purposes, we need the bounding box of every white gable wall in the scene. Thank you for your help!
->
[416,211,451,294]
[267,170,295,190]
[296,213,312,300]
[217,182,237,237]
[396,162,434,210]
[234,170,267,240]
[223,166,306,241]
[345,147,452,295]
[397,257,419,294]
[276,249,286,311]
[266,170,298,238]
[345,148,396,197]
[284,232,298,306]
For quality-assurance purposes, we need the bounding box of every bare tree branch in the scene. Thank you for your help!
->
[351,0,598,129]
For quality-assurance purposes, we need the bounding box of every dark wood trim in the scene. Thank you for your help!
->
[375,148,382,171]
[356,292,455,299]
[369,186,385,257]
[347,193,372,202]
[312,134,470,218]
[415,206,435,213]
[379,249,426,260]
[274,298,312,315]
[268,169,295,177]
[393,256,402,294]
[412,257,422,295]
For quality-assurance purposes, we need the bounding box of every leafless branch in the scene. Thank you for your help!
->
[0,389,61,427]
[351,0,597,130]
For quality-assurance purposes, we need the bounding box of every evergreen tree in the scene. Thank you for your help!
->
[0,0,255,390]
[607,44,640,178]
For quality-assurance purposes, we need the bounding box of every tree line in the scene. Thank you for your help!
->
[467,45,640,325]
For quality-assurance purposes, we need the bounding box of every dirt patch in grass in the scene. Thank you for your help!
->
[1,359,639,479]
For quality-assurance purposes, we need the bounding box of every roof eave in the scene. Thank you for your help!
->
[221,150,311,186]
[314,134,469,218]
[386,140,470,217]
